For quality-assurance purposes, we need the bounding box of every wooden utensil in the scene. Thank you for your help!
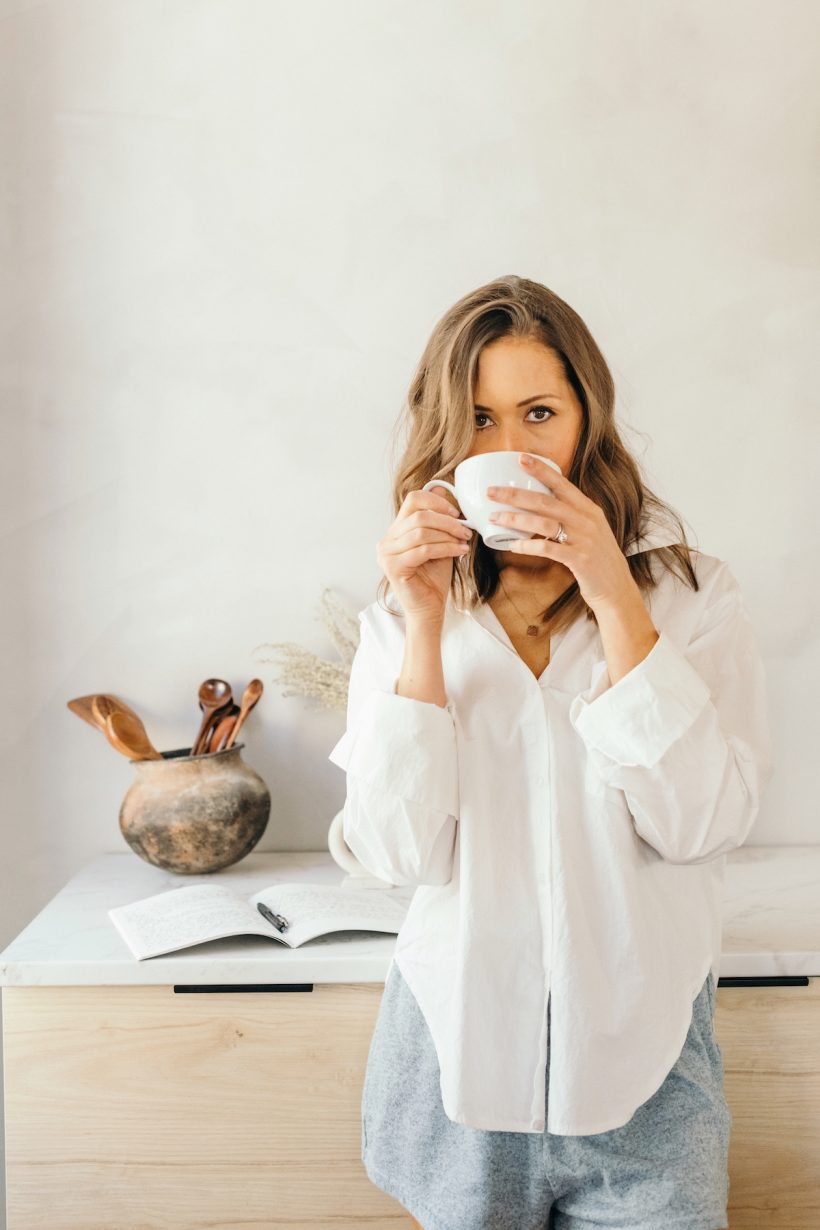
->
[195,696,234,756]
[93,701,163,760]
[212,717,237,753]
[195,698,232,755]
[224,679,264,750]
[92,696,117,727]
[191,679,233,756]
[67,693,143,733]
[208,703,241,754]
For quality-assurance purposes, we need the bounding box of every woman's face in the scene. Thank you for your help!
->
[468,336,585,573]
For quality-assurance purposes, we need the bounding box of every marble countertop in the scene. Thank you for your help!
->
[0,846,818,987]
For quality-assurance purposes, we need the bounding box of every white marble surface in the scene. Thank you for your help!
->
[0,846,817,987]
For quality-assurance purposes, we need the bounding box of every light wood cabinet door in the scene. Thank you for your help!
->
[717,976,820,1229]
[4,978,819,1229]
[4,981,410,1230]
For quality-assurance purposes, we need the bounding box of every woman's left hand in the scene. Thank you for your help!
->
[486,453,636,611]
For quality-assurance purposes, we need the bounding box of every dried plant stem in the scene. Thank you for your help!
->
[252,586,362,712]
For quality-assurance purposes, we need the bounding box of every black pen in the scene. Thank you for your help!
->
[257,902,289,932]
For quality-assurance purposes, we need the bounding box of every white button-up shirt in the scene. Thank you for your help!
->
[328,515,774,1135]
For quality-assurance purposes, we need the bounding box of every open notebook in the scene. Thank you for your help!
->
[108,880,412,961]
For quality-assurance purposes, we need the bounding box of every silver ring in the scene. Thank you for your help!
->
[549,522,569,544]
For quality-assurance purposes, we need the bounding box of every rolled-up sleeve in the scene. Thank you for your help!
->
[328,609,459,886]
[569,566,774,864]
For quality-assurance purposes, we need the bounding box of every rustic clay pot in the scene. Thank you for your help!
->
[119,743,271,874]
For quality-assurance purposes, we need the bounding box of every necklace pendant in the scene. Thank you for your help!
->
[526,624,539,637]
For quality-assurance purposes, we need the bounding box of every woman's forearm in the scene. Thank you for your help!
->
[593,580,660,687]
[397,619,449,708]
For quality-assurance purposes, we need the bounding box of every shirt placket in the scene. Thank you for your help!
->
[466,608,556,1131]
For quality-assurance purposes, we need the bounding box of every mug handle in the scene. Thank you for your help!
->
[421,479,479,532]
[327,808,397,889]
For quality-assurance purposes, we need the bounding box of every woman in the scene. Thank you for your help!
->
[328,275,773,1230]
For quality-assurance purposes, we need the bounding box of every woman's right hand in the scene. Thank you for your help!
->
[376,486,474,625]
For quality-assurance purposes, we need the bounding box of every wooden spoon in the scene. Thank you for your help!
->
[212,716,238,753]
[92,700,163,760]
[191,679,233,756]
[92,695,117,728]
[67,694,142,733]
[195,697,232,755]
[195,696,234,756]
[224,679,264,750]
[208,703,241,755]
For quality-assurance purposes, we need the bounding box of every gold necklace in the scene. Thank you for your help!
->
[498,572,547,638]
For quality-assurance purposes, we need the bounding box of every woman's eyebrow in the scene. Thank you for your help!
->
[474,393,563,410]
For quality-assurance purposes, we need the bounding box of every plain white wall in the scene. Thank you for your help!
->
[2,0,818,1222]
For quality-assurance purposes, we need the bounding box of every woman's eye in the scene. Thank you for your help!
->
[474,406,554,431]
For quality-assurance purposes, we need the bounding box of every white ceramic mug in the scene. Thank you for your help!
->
[421,450,563,549]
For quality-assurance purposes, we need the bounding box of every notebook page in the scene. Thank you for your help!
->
[109,883,278,960]
[249,882,411,947]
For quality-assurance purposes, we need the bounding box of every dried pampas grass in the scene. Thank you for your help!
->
[251,587,360,712]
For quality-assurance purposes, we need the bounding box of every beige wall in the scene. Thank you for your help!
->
[2,1,819,1223]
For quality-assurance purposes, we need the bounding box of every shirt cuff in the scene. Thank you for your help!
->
[328,683,459,816]
[568,629,713,769]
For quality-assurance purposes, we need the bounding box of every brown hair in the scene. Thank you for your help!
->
[377,274,699,633]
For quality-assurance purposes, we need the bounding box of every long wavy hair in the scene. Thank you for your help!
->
[376,275,699,634]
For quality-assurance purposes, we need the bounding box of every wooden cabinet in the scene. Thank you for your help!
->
[717,976,820,1228]
[4,975,819,1229]
[4,980,389,1229]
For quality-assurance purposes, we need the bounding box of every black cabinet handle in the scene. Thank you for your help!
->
[717,976,810,988]
[173,984,314,993]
